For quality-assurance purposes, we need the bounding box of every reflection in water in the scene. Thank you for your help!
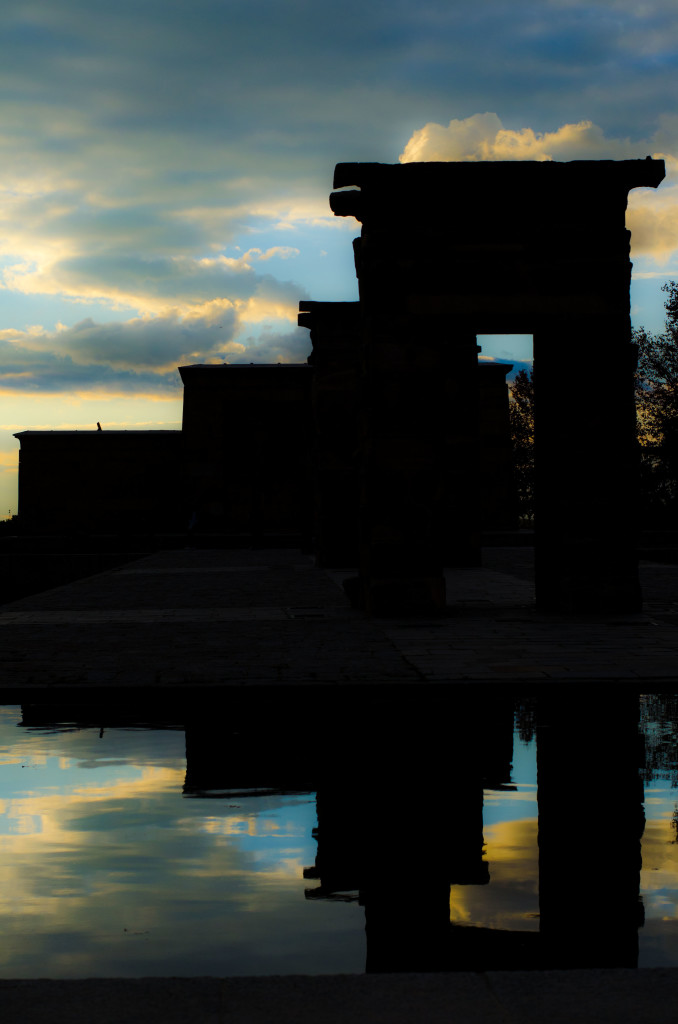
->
[0,708,362,978]
[0,691,678,976]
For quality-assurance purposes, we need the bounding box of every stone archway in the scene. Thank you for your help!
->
[329,159,665,614]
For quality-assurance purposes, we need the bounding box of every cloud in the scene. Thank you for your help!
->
[627,156,678,264]
[0,451,16,474]
[399,114,646,163]
[0,240,311,392]
[0,305,312,395]
[1,243,306,317]
[0,315,196,393]
[227,326,312,365]
[0,1,677,399]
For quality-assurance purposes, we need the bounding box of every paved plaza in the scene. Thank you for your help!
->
[3,968,678,1024]
[0,546,677,698]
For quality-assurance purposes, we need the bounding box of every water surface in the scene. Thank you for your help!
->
[0,693,676,976]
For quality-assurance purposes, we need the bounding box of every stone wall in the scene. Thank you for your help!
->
[14,430,182,535]
[179,363,313,543]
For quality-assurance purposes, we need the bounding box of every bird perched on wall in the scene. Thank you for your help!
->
[97,422,102,430]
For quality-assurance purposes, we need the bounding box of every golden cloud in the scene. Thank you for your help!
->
[399,114,641,163]
[627,157,678,264]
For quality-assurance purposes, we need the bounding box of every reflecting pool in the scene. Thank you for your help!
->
[0,708,363,977]
[0,692,677,977]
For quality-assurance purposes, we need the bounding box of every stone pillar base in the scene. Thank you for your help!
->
[344,573,446,616]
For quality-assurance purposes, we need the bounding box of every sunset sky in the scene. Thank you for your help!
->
[2,0,678,516]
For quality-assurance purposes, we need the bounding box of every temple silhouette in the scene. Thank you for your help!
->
[13,157,665,613]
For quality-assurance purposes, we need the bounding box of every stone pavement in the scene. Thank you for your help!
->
[0,545,677,698]
[3,968,678,1024]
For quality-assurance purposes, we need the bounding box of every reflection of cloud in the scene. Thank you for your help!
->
[641,819,678,908]
[0,750,333,976]
[639,815,678,966]
[483,788,536,806]
[1,765,183,838]
[0,712,340,977]
[449,818,539,932]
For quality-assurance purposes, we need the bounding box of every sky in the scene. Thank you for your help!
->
[2,0,678,517]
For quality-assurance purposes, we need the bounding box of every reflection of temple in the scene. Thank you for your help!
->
[20,689,647,972]
[537,687,645,969]
[302,689,645,973]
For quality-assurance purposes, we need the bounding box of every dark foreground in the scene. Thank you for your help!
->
[3,969,678,1024]
[1,546,678,702]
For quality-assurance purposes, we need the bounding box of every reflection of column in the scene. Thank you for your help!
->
[362,774,486,974]
[537,687,644,968]
[183,708,316,795]
[306,694,516,973]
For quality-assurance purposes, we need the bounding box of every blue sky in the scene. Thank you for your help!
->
[2,0,678,515]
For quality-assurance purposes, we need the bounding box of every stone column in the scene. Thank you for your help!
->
[534,315,642,610]
[528,159,665,611]
[331,167,482,613]
[298,301,362,566]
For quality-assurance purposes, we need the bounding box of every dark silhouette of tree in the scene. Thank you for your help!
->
[634,282,678,524]
[509,367,535,522]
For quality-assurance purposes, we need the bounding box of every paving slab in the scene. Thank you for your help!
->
[0,547,677,698]
[3,970,678,1024]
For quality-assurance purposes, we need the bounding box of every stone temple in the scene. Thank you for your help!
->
[13,158,665,614]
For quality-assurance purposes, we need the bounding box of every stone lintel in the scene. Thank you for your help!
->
[331,159,665,228]
[333,159,665,193]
